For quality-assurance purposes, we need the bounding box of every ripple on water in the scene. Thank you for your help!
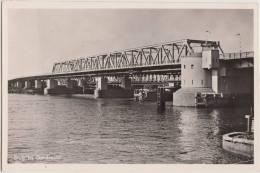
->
[8,94,252,164]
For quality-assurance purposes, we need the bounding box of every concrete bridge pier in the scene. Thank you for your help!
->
[94,77,108,98]
[35,79,42,89]
[67,78,82,94]
[57,80,62,86]
[120,76,131,89]
[66,78,78,88]
[30,79,44,94]
[24,80,32,89]
[16,81,23,88]
[77,79,84,87]
[66,78,72,88]
[94,76,134,98]
[8,80,23,93]
[8,82,14,89]
[44,79,58,95]
[97,77,108,90]
[77,78,87,94]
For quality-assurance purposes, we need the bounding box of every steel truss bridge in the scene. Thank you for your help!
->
[51,39,223,77]
[8,39,253,83]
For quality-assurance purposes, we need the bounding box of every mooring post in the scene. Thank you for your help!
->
[245,114,253,133]
[246,107,254,133]
[157,87,165,112]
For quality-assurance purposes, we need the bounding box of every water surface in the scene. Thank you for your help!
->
[8,94,252,164]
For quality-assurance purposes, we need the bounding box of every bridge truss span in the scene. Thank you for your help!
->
[52,39,223,74]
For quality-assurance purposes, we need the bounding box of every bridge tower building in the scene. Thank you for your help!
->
[173,49,220,106]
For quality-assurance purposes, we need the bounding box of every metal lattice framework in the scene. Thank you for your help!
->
[52,39,223,74]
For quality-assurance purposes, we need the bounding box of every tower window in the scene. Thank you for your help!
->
[184,65,186,69]
[191,64,194,69]
[201,80,204,85]
[191,80,193,85]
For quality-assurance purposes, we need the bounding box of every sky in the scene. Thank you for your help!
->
[7,9,253,79]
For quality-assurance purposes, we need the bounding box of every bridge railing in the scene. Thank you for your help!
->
[220,51,254,60]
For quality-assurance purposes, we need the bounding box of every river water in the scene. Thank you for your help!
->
[8,94,252,164]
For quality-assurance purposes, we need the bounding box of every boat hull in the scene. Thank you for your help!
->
[222,132,253,158]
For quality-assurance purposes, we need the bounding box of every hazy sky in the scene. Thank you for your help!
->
[8,9,253,79]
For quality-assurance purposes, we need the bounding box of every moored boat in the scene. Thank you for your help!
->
[222,132,253,158]
[222,113,254,158]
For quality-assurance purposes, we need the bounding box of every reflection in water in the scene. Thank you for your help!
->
[210,109,221,136]
[8,94,251,164]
